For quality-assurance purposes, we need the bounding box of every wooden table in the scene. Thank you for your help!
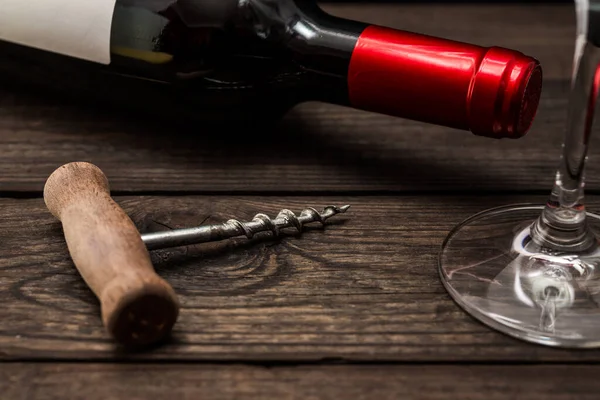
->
[3,3,600,399]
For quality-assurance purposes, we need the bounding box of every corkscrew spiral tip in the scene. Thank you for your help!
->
[228,205,350,239]
[338,205,351,213]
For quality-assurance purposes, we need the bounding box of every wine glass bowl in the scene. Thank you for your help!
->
[438,0,600,348]
[440,204,600,347]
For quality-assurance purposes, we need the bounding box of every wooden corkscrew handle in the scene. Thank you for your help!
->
[43,162,179,347]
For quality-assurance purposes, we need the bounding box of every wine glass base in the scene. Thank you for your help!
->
[439,204,600,348]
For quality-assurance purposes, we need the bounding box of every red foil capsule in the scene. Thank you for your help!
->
[348,25,543,139]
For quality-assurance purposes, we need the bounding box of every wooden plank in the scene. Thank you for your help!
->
[0,5,582,193]
[2,363,599,400]
[0,79,577,193]
[4,194,600,361]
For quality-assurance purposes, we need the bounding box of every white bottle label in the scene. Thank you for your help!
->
[0,0,118,64]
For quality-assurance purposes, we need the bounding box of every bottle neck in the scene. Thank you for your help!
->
[237,0,367,78]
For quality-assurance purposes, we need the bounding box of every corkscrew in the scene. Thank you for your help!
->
[142,205,350,250]
[43,162,349,348]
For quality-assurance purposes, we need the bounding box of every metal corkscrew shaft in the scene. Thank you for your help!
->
[141,205,351,251]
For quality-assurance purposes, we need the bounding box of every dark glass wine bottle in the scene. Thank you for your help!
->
[0,0,543,138]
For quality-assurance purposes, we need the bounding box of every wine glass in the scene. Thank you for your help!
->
[438,0,600,348]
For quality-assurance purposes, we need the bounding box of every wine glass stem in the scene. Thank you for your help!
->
[531,40,600,252]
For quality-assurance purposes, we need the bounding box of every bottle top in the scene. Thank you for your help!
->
[468,47,543,139]
[347,26,543,139]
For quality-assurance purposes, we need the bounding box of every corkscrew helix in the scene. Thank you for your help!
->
[141,205,351,250]
[223,205,349,239]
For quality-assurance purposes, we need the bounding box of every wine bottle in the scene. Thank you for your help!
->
[0,0,543,138]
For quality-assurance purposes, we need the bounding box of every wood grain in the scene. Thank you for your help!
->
[2,363,599,400]
[4,194,600,361]
[0,79,577,193]
[0,5,582,194]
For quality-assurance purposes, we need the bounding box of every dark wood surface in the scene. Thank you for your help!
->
[2,3,598,399]
[6,194,600,363]
[2,363,599,400]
